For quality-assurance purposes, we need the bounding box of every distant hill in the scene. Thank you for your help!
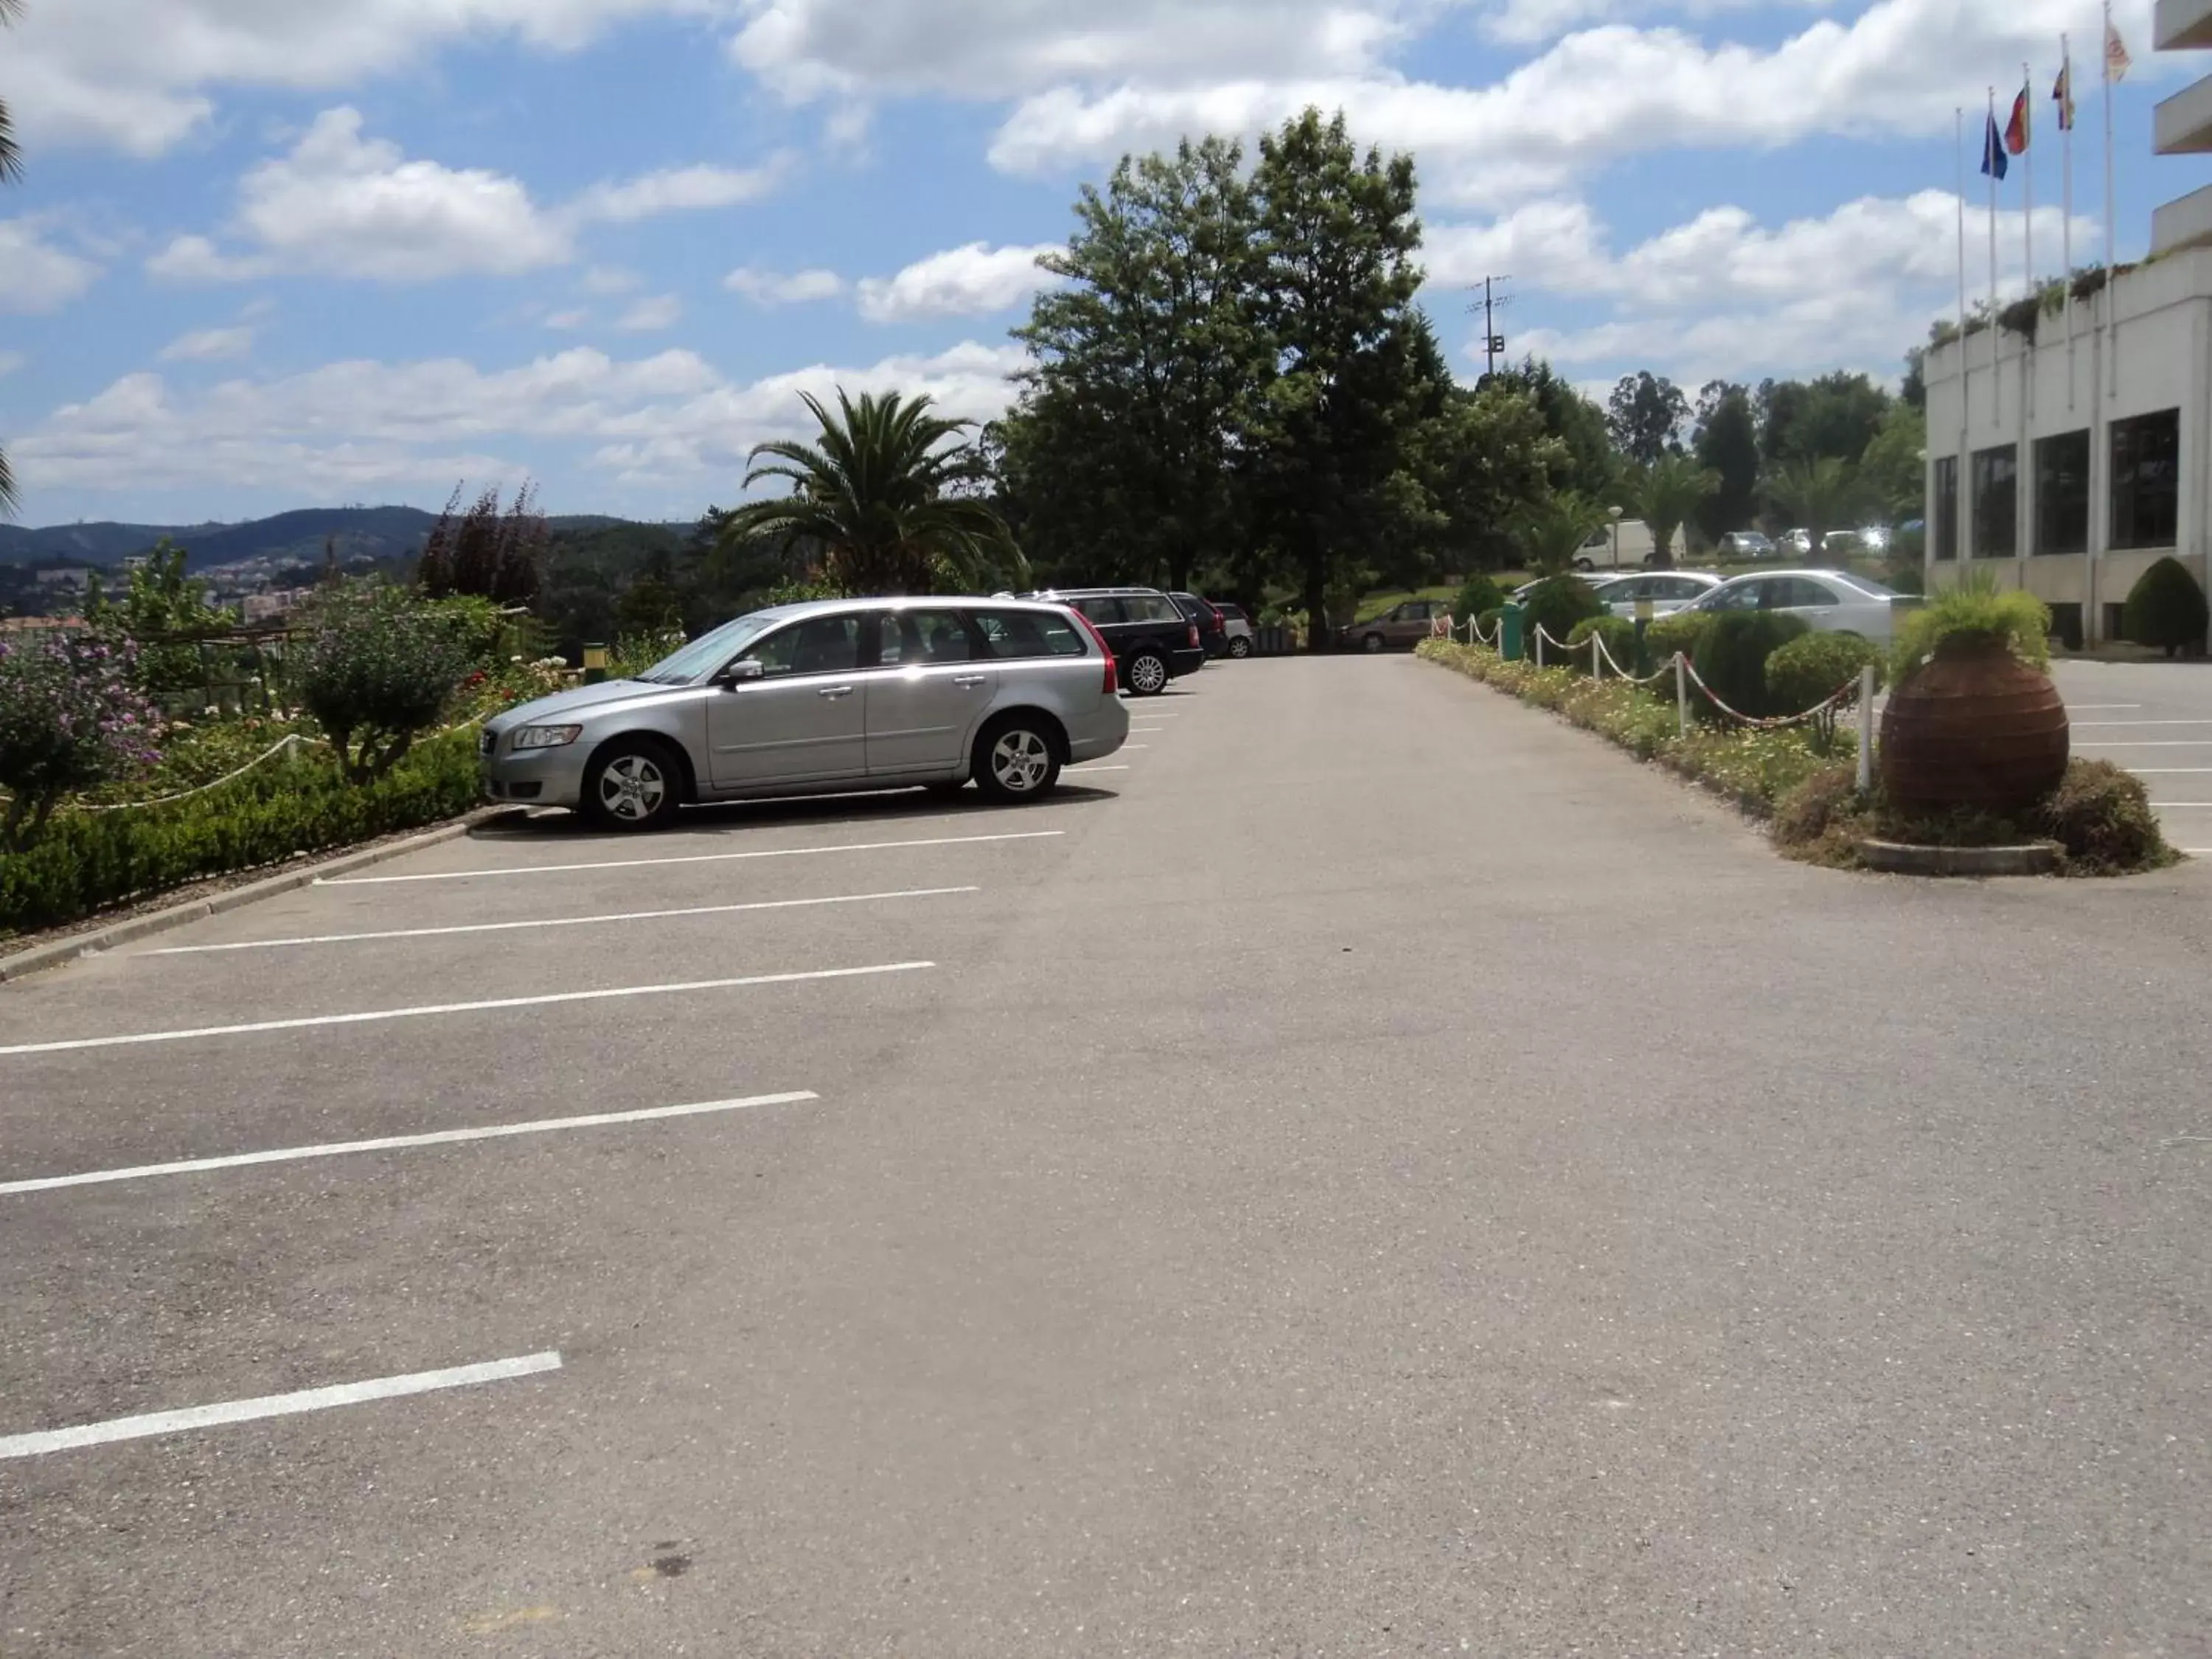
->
[0,507,674,571]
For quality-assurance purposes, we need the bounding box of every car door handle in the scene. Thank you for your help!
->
[953,675,988,688]
[817,684,855,700]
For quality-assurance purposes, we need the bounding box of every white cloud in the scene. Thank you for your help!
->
[149,108,571,282]
[569,158,793,223]
[159,326,256,362]
[7,0,702,156]
[855,243,1059,323]
[984,0,2164,206]
[726,265,848,305]
[0,217,103,313]
[9,342,1029,498]
[0,351,26,380]
[615,293,685,331]
[1461,189,2095,383]
[544,307,591,330]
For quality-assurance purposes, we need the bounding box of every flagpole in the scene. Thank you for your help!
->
[2104,0,2118,398]
[1989,85,2002,428]
[2062,33,2076,408]
[1957,105,1972,444]
[2023,64,2035,299]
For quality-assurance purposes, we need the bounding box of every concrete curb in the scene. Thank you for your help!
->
[1857,838,2065,877]
[0,807,521,983]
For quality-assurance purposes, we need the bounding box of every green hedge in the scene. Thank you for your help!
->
[0,731,479,939]
[1565,615,1639,674]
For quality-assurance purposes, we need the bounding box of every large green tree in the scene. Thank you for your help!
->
[722,389,1025,597]
[1240,108,1427,644]
[1606,371,1687,466]
[998,136,1262,594]
[1495,358,1616,501]
[1857,401,1927,521]
[1411,380,1565,574]
[1692,382,1761,542]
[1763,456,1864,557]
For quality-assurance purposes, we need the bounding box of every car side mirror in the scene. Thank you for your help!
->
[722,658,765,688]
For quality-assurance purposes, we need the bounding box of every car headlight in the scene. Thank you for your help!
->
[511,724,583,751]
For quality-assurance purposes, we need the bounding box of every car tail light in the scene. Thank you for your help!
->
[1071,610,1118,695]
[1188,622,1200,649]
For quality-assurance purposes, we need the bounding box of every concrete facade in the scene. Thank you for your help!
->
[1921,248,2212,644]
[2153,0,2212,256]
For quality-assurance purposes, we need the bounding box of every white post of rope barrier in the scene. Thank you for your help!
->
[1674,653,1689,737]
[1591,633,1602,679]
[1856,664,1876,791]
[1535,629,1545,669]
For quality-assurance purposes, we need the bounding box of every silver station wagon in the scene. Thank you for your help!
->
[481,597,1130,830]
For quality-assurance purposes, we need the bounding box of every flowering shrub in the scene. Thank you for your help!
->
[296,580,470,783]
[0,633,163,849]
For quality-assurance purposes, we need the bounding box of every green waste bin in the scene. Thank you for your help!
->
[1499,602,1526,662]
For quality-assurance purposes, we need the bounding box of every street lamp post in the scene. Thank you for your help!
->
[1609,504,1624,568]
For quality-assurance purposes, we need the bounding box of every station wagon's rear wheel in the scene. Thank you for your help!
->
[1126,652,1169,696]
[581,737,684,832]
[973,717,1062,804]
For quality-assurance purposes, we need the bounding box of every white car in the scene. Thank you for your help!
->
[1590,571,1725,618]
[1214,602,1256,658]
[1681,568,1919,645]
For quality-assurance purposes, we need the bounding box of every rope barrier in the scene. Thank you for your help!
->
[1675,654,1865,731]
[76,734,321,812]
[1591,631,1677,686]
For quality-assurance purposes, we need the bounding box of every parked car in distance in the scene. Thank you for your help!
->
[1023,585,1206,695]
[1717,530,1776,560]
[1169,591,1230,658]
[1572,518,1657,571]
[1345,597,1450,651]
[1591,571,1725,617]
[1680,568,1920,644]
[1777,528,1815,558]
[480,597,1130,830]
[1214,602,1256,658]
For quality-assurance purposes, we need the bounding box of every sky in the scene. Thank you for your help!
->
[1,0,2204,527]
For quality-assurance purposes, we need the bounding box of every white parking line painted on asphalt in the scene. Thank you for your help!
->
[321,830,1063,886]
[0,962,933,1058]
[0,1352,563,1461]
[1069,765,1130,772]
[143,888,981,956]
[0,1092,818,1197]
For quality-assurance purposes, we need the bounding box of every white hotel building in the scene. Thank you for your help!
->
[1921,0,2212,645]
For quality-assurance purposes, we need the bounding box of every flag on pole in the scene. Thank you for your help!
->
[2053,60,2076,130]
[2106,18,2132,80]
[2005,82,2032,153]
[1982,109,2010,179]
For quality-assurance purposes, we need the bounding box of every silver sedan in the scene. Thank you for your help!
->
[481,597,1130,830]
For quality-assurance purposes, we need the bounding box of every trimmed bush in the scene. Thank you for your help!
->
[298,580,470,783]
[0,732,479,938]
[2034,759,2174,872]
[1565,615,1638,675]
[1475,606,1504,640]
[1522,575,1606,655]
[1766,630,1884,715]
[1453,574,1506,625]
[2121,556,2210,658]
[1691,611,1810,719]
[1644,609,1715,664]
[1771,762,1864,849]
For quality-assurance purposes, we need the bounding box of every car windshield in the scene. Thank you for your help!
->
[633,611,787,683]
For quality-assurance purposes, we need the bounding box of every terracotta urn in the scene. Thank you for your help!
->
[1879,632,2070,813]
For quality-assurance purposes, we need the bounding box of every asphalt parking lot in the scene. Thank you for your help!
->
[2052,658,2212,852]
[4,658,2209,1658]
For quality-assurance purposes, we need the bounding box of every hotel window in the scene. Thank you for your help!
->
[1972,444,2017,558]
[2110,410,2180,551]
[1933,456,1958,560]
[2034,431,2090,555]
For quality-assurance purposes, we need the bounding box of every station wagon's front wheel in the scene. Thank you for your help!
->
[580,737,684,832]
[973,717,1062,804]
[1126,652,1169,696]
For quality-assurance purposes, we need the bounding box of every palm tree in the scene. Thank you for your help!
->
[1,0,21,518]
[1763,456,1863,565]
[720,389,1026,596]
[1632,453,1718,570]
[1517,490,1608,576]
